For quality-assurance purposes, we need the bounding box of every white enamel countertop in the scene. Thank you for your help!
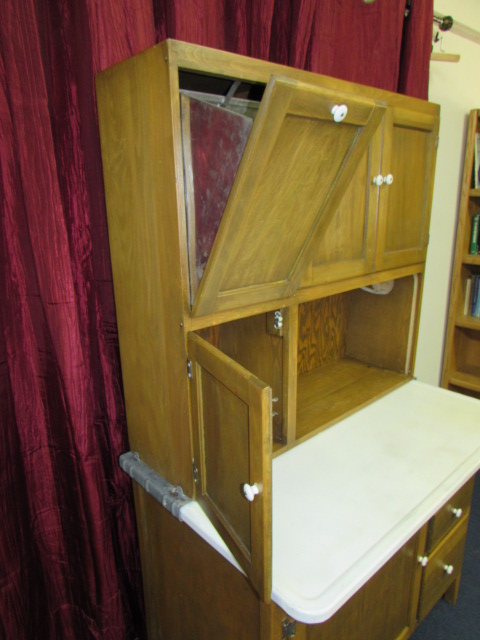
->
[180,380,480,624]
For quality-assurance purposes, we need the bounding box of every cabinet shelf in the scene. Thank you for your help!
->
[448,368,480,393]
[295,358,408,442]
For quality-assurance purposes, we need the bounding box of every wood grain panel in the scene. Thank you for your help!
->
[192,76,384,316]
[199,312,284,441]
[345,277,416,373]
[188,332,272,602]
[375,108,439,271]
[301,533,422,640]
[202,369,251,550]
[304,127,380,287]
[297,296,347,375]
[96,43,193,490]
[133,486,261,640]
[296,359,407,441]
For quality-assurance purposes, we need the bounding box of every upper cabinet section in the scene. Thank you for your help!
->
[182,74,385,316]
[97,40,439,324]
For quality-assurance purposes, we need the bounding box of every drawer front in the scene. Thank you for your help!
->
[426,478,474,553]
[418,517,469,622]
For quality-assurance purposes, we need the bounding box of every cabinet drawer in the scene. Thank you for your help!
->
[425,478,474,553]
[418,517,469,621]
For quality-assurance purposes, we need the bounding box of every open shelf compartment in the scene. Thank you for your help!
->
[194,274,420,452]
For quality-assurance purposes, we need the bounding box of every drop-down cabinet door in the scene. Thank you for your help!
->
[374,107,439,271]
[189,75,385,316]
[187,332,272,602]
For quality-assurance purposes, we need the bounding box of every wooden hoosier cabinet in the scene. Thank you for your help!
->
[96,40,480,639]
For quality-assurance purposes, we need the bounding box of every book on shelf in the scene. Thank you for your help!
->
[470,213,480,254]
[470,275,480,318]
[464,277,473,315]
[475,133,480,189]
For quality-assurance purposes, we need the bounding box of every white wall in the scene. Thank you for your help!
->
[414,0,480,384]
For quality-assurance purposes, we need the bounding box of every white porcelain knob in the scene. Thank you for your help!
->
[383,173,394,185]
[443,564,454,575]
[372,174,384,186]
[451,507,463,518]
[331,104,348,123]
[243,483,260,502]
[418,555,429,567]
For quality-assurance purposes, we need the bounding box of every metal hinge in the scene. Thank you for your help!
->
[192,462,199,484]
[282,618,296,638]
[187,359,193,379]
[266,309,284,336]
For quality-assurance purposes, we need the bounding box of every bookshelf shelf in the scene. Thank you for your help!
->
[455,314,480,331]
[462,254,480,265]
[442,109,480,398]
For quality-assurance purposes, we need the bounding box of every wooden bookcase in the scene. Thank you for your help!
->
[96,41,480,640]
[442,109,480,395]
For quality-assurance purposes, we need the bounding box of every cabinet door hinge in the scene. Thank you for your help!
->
[187,358,193,379]
[282,618,296,638]
[192,462,199,484]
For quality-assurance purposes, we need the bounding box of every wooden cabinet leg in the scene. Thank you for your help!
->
[444,574,462,605]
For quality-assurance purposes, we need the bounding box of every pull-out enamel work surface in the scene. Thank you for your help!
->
[180,380,480,623]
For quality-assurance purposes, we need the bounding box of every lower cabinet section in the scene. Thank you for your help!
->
[295,533,422,640]
[135,476,474,640]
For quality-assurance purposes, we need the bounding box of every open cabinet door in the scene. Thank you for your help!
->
[191,75,386,316]
[188,332,272,602]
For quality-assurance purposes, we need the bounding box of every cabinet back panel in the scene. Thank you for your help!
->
[345,277,416,373]
[297,296,347,375]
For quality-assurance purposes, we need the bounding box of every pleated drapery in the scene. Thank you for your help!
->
[0,1,433,638]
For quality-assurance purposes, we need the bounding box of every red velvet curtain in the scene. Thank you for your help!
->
[0,1,432,638]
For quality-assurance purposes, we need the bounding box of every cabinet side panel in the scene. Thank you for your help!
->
[134,485,261,640]
[96,46,192,490]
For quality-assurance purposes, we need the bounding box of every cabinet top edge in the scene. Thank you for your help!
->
[96,38,439,116]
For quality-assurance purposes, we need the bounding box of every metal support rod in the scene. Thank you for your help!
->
[119,451,191,520]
